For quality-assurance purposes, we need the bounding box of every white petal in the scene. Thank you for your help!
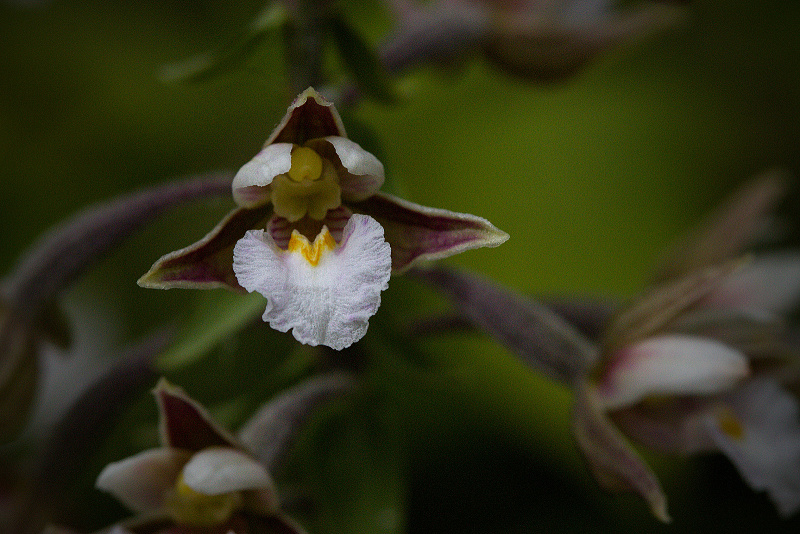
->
[233,214,392,350]
[598,334,749,409]
[708,252,800,314]
[706,378,800,516]
[322,136,384,201]
[232,143,293,207]
[95,447,191,512]
[181,447,274,496]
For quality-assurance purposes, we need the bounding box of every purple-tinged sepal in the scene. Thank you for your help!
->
[572,382,671,523]
[138,206,272,291]
[154,378,241,451]
[266,87,347,146]
[352,192,509,273]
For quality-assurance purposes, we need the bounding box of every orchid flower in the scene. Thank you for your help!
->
[95,379,306,534]
[139,87,508,350]
[419,171,800,521]
[574,171,800,521]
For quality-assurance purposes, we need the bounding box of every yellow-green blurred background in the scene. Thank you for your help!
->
[3,0,800,532]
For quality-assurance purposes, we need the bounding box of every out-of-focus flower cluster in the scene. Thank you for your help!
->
[420,170,800,521]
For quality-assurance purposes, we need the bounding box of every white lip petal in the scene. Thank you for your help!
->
[232,214,392,350]
[95,447,191,513]
[706,378,800,517]
[598,334,749,410]
[181,447,274,496]
[232,143,294,208]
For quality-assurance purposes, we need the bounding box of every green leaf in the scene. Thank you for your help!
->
[159,1,288,83]
[327,14,396,104]
[156,290,265,371]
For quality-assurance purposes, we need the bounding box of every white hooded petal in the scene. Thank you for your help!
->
[181,447,275,496]
[95,447,192,512]
[232,143,294,208]
[317,136,384,201]
[705,378,800,517]
[708,252,800,314]
[598,334,749,410]
[232,214,391,350]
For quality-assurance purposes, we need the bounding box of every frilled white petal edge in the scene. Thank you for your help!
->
[705,378,800,517]
[320,136,384,201]
[232,143,293,208]
[182,447,275,496]
[95,447,192,513]
[708,251,800,314]
[598,334,749,410]
[232,214,391,350]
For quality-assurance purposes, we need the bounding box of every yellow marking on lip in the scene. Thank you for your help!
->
[718,407,745,440]
[287,227,337,266]
[287,146,323,182]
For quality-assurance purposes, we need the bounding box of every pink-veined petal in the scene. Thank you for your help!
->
[350,192,508,273]
[232,214,391,350]
[267,207,352,250]
[232,143,293,208]
[706,252,800,314]
[706,378,800,517]
[181,447,275,497]
[572,382,670,522]
[308,136,384,201]
[95,447,191,513]
[598,334,749,410]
